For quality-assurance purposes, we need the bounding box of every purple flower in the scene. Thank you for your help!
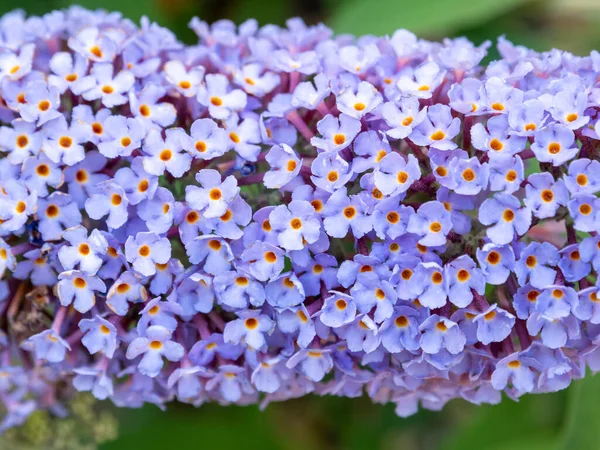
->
[264,144,302,189]
[524,173,569,219]
[563,158,600,196]
[515,242,559,289]
[181,118,229,160]
[97,115,145,158]
[445,255,486,308]
[491,354,537,393]
[82,63,134,107]
[407,201,452,246]
[223,311,274,351]
[409,104,460,150]
[322,188,372,239]
[311,151,352,193]
[56,270,106,313]
[373,152,421,197]
[197,74,247,120]
[186,169,239,219]
[286,348,333,382]
[419,315,466,355]
[85,181,129,229]
[479,193,532,245]
[476,243,516,285]
[397,61,445,99]
[125,232,172,277]
[22,329,70,363]
[79,316,118,358]
[126,325,184,378]
[142,129,191,178]
[473,305,515,344]
[530,123,579,166]
[310,114,361,152]
[269,200,320,251]
[336,81,382,119]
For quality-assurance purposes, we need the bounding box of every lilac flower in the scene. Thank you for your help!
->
[409,104,460,150]
[491,354,537,393]
[68,26,117,62]
[527,313,580,349]
[379,306,421,353]
[113,157,158,206]
[380,98,427,140]
[180,118,229,160]
[79,316,118,358]
[85,181,129,229]
[336,81,382,119]
[82,63,134,107]
[214,270,265,309]
[42,116,92,166]
[525,173,569,219]
[48,51,95,94]
[397,62,445,99]
[373,197,414,240]
[436,187,473,234]
[263,144,302,189]
[63,151,109,208]
[448,157,489,195]
[310,114,361,152]
[291,73,330,109]
[73,367,113,400]
[137,298,183,334]
[476,243,516,285]
[445,256,486,308]
[269,200,320,251]
[286,348,333,382]
[448,78,486,114]
[488,155,525,194]
[137,187,175,235]
[142,129,192,178]
[106,271,148,316]
[322,188,372,239]
[18,80,61,126]
[129,83,176,129]
[479,193,532,245]
[265,273,305,308]
[515,242,559,289]
[507,99,547,136]
[573,287,600,323]
[407,201,452,246]
[22,329,70,363]
[419,315,466,355]
[580,235,600,271]
[56,270,106,313]
[373,153,421,197]
[568,195,600,232]
[473,305,515,344]
[205,365,253,402]
[320,292,357,328]
[0,119,42,164]
[563,158,600,196]
[472,115,526,157]
[223,311,274,350]
[409,262,448,308]
[530,123,579,166]
[126,325,184,378]
[125,232,172,277]
[97,115,145,158]
[310,152,352,193]
[37,192,81,241]
[558,244,591,282]
[197,74,247,120]
[186,169,239,219]
[164,60,204,97]
[185,236,233,275]
[240,242,284,282]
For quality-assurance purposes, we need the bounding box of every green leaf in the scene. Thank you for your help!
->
[559,374,600,450]
[330,0,535,37]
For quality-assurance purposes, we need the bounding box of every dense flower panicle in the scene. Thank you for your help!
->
[1,7,600,430]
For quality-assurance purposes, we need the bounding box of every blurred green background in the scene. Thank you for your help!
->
[2,0,600,448]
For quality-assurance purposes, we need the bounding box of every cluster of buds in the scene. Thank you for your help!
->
[1,6,600,428]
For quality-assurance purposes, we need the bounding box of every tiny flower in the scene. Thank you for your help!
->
[491,354,537,393]
[396,61,445,99]
[18,80,61,126]
[379,306,421,353]
[56,270,106,313]
[265,272,305,308]
[336,81,382,119]
[85,180,129,229]
[129,83,177,130]
[137,298,183,334]
[197,73,247,120]
[113,157,158,206]
[310,114,361,152]
[419,315,466,355]
[558,244,591,282]
[507,99,547,136]
[240,242,284,282]
[223,311,274,350]
[0,180,36,233]
[291,73,330,109]
[373,153,421,197]
[472,115,527,157]
[580,235,600,271]
[233,63,279,97]
[263,143,302,189]
[57,226,108,275]
[488,155,525,194]
[73,367,113,400]
[126,325,184,378]
[409,262,448,308]
[380,98,427,140]
[0,119,42,164]
[48,51,95,94]
[97,115,145,158]
[515,242,559,289]
[476,243,516,285]
[21,154,63,198]
[320,292,357,328]
[286,348,333,382]
[445,255,486,308]
[311,151,353,193]
[479,193,532,245]
[448,156,489,195]
[164,60,204,97]
[180,118,229,160]
[473,305,515,345]
[322,188,372,239]
[22,329,70,364]
[568,194,600,232]
[407,201,452,247]
[79,316,118,357]
[214,270,265,309]
[185,235,233,275]
[82,63,134,107]
[124,232,172,277]
[63,151,109,208]
[137,187,175,234]
[530,123,579,166]
[563,158,600,196]
[269,200,320,251]
[186,169,240,219]
[573,287,600,323]
[42,115,92,166]
[142,128,192,178]
[524,173,569,219]
[409,104,460,150]
[67,26,117,62]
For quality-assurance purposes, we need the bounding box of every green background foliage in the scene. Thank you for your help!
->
[2,0,600,448]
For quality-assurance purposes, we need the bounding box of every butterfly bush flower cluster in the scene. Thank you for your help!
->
[2,6,600,429]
